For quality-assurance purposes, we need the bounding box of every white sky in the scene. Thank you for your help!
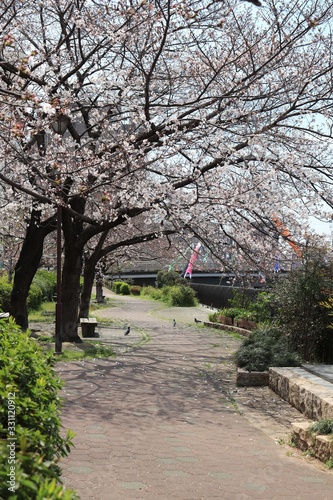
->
[310,216,332,235]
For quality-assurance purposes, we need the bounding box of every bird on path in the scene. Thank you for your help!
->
[124,326,130,336]
[173,319,176,327]
[194,318,202,323]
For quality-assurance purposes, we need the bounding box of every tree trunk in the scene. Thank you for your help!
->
[79,231,109,318]
[10,210,55,330]
[96,278,104,303]
[61,241,83,343]
[79,258,95,319]
[61,199,86,343]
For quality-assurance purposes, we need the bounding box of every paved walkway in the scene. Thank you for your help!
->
[58,293,333,499]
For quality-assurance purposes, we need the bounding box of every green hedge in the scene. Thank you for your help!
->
[0,271,57,313]
[0,319,77,499]
[0,276,12,312]
[112,281,135,295]
[32,271,57,302]
[112,281,126,294]
[120,282,130,295]
[140,284,198,307]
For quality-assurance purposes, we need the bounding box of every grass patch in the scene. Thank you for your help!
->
[41,341,116,361]
[310,419,333,435]
[28,301,55,321]
[122,330,151,352]
[90,297,118,311]
[28,298,119,323]
[92,316,119,325]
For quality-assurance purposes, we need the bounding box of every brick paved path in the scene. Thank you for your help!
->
[59,295,333,499]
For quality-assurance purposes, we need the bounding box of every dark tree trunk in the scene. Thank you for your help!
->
[10,210,55,330]
[61,241,83,342]
[61,197,86,343]
[79,258,95,319]
[79,231,109,319]
[96,277,104,303]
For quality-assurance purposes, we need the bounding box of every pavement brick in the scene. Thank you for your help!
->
[58,293,333,499]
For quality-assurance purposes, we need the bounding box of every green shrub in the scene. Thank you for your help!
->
[0,318,77,499]
[310,419,333,435]
[161,285,171,301]
[248,292,272,323]
[112,281,132,294]
[228,288,252,309]
[141,286,163,300]
[271,248,333,362]
[208,311,219,322]
[28,271,58,310]
[167,285,198,307]
[140,286,153,296]
[27,283,43,311]
[140,284,197,306]
[226,307,254,321]
[0,275,12,312]
[234,326,301,372]
[0,271,57,313]
[211,307,253,321]
[150,287,164,300]
[120,282,130,295]
[112,281,124,294]
[32,271,57,302]
[156,270,186,287]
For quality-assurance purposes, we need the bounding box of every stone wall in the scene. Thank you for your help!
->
[291,422,333,463]
[269,367,333,420]
[203,321,251,337]
[236,368,269,387]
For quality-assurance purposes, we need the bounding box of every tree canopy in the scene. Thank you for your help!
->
[0,0,333,338]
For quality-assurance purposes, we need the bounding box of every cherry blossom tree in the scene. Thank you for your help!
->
[0,0,333,341]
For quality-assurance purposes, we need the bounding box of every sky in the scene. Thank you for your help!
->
[310,216,332,236]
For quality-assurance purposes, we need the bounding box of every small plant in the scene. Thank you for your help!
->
[310,419,333,435]
[325,459,333,469]
[208,311,219,322]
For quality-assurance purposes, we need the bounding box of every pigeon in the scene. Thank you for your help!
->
[124,326,130,336]
[173,319,176,327]
[194,318,202,323]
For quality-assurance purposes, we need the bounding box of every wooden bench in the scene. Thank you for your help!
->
[80,317,99,338]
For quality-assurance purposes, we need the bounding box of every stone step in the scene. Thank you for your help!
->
[269,366,333,421]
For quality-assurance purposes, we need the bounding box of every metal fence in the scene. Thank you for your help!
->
[189,284,259,310]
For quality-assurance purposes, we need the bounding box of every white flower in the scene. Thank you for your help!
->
[41,103,56,116]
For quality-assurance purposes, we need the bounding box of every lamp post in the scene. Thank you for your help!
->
[52,114,70,354]
[55,203,63,354]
